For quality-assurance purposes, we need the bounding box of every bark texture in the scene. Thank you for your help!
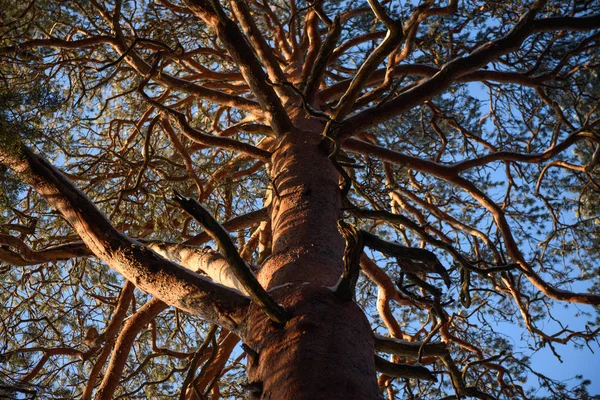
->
[258,130,345,289]
[245,285,380,400]
[246,129,380,399]
[0,143,249,333]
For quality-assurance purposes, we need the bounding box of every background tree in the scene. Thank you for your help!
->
[1,0,599,399]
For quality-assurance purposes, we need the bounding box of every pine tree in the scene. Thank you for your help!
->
[1,1,599,398]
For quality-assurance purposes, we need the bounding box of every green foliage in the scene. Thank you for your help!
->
[0,76,63,211]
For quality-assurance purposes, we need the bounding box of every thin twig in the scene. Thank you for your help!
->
[179,325,218,400]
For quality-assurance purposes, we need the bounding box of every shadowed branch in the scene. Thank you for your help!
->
[172,191,290,324]
[334,220,364,301]
[374,355,437,381]
[361,231,451,288]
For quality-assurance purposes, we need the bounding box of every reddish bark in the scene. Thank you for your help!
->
[245,285,379,400]
[258,129,345,289]
[0,144,249,332]
[245,128,380,399]
[4,2,600,397]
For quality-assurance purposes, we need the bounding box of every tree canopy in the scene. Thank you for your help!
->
[0,0,599,399]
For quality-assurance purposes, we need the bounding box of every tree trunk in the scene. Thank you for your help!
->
[246,131,381,399]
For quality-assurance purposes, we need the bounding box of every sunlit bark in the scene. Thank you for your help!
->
[1,1,599,398]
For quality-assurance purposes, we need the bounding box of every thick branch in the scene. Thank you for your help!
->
[532,13,600,31]
[147,242,248,294]
[0,141,249,332]
[94,298,168,399]
[303,16,341,101]
[374,334,448,358]
[362,231,451,287]
[343,138,457,179]
[331,16,403,121]
[335,0,552,136]
[374,355,436,381]
[0,207,268,267]
[319,64,553,103]
[95,211,253,399]
[229,0,293,100]
[172,192,290,324]
[82,281,135,400]
[334,220,363,301]
[182,0,294,135]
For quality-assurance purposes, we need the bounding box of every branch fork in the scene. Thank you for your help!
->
[172,191,290,325]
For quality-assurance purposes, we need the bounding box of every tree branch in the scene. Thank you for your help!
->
[94,298,168,399]
[319,64,553,103]
[532,13,600,31]
[184,207,268,245]
[331,7,404,122]
[335,0,552,137]
[0,207,268,267]
[82,281,135,400]
[333,220,363,301]
[303,15,341,102]
[182,0,294,135]
[147,242,249,294]
[179,325,218,400]
[345,139,600,305]
[138,87,271,161]
[361,230,451,288]
[374,355,437,381]
[374,334,448,358]
[229,0,293,100]
[0,140,249,333]
[172,192,290,324]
